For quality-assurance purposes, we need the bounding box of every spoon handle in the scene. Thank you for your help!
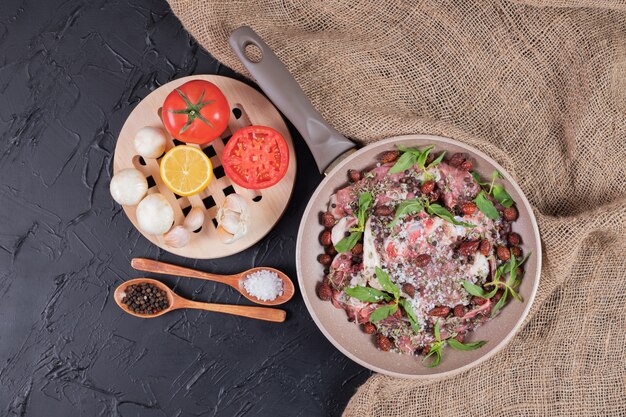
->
[181,300,286,322]
[132,258,238,288]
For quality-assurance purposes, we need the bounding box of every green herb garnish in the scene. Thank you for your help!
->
[473,190,499,220]
[399,299,420,333]
[461,280,497,299]
[447,338,488,351]
[375,267,400,300]
[461,250,532,317]
[370,303,399,322]
[344,286,391,303]
[389,150,419,174]
[423,321,444,367]
[389,197,475,229]
[389,145,445,177]
[349,268,418,331]
[491,184,514,208]
[423,321,487,367]
[426,203,475,228]
[389,199,424,227]
[334,192,373,252]
[471,170,514,217]
[334,232,362,253]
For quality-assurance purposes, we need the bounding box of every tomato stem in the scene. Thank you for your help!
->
[169,88,216,134]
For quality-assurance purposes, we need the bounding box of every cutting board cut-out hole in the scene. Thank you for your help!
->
[192,226,202,233]
[252,195,262,202]
[203,145,216,158]
[231,104,251,126]
[182,205,192,217]
[146,175,156,188]
[223,185,236,196]
[138,156,147,166]
[211,218,218,228]
[222,135,231,145]
[172,139,185,146]
[202,195,216,209]
[213,165,225,179]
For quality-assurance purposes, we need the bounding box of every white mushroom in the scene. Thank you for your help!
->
[136,193,174,235]
[110,168,148,206]
[134,126,167,158]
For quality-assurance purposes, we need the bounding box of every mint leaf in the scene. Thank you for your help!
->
[434,320,441,342]
[423,349,442,368]
[358,192,373,214]
[374,267,400,300]
[389,199,424,227]
[509,287,523,302]
[506,251,517,286]
[490,288,508,317]
[426,203,475,227]
[344,286,389,303]
[356,192,373,228]
[427,151,446,169]
[389,152,418,174]
[370,303,398,322]
[396,144,414,153]
[334,231,362,253]
[492,184,513,208]
[473,191,500,220]
[417,145,434,170]
[462,281,490,298]
[399,299,420,333]
[448,338,487,351]
[517,252,532,267]
[470,171,488,186]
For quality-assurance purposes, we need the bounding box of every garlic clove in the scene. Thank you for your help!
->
[183,207,205,231]
[222,194,249,214]
[216,225,238,244]
[219,210,243,235]
[215,194,251,243]
[163,225,191,248]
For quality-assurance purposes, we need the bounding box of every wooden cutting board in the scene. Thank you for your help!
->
[113,75,296,259]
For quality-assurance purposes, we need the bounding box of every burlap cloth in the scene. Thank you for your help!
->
[167,0,626,415]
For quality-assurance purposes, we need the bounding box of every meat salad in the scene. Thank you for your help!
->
[315,146,530,367]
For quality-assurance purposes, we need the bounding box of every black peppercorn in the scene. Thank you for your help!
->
[123,283,170,315]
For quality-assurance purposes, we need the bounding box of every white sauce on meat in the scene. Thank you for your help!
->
[331,216,357,246]
[468,252,490,280]
[363,218,383,290]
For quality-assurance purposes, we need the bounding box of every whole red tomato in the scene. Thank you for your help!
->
[162,80,230,144]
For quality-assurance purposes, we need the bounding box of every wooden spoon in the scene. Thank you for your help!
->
[114,278,286,322]
[131,258,295,306]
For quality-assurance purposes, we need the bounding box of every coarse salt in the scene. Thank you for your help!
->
[243,270,283,301]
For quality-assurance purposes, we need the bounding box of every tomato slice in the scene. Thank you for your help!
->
[221,126,289,190]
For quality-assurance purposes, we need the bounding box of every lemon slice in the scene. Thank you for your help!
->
[159,145,212,196]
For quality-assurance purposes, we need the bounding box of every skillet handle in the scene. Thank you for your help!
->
[229,26,356,174]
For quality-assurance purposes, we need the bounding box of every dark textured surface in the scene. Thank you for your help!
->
[0,1,371,415]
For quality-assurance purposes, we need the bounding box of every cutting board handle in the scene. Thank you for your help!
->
[229,26,356,174]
